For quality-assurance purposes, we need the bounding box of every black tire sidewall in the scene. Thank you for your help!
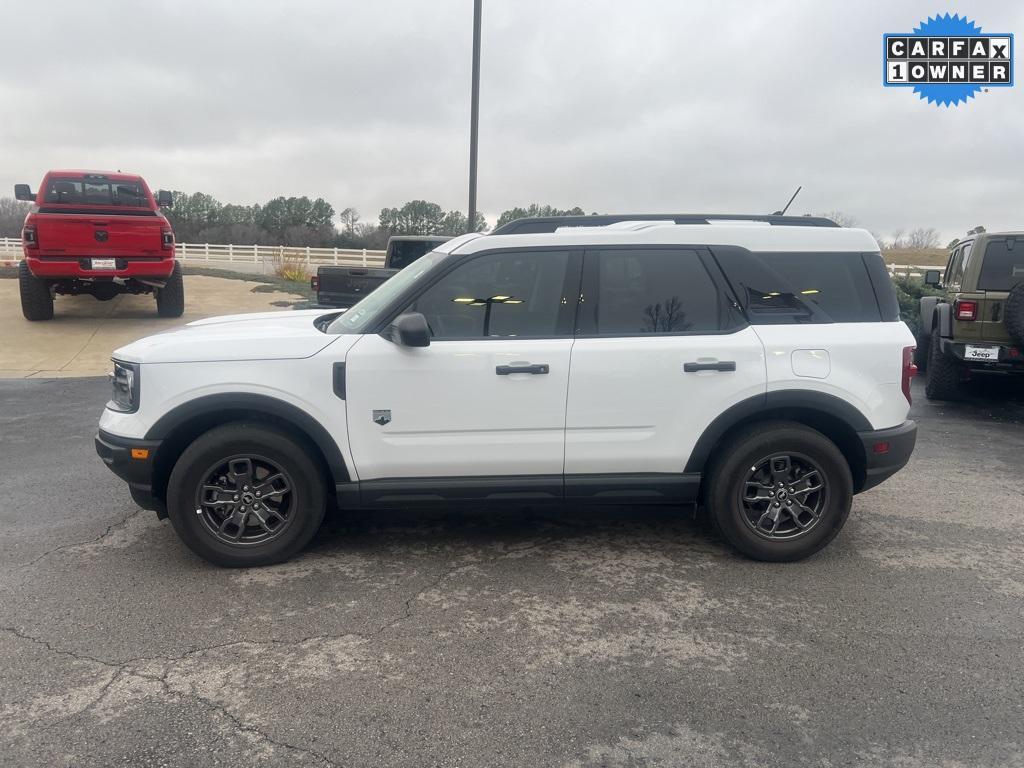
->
[156,262,185,317]
[708,423,853,562]
[167,423,326,566]
[19,261,54,321]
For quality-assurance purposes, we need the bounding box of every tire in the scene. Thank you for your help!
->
[924,329,962,401]
[18,261,54,321]
[166,422,326,567]
[156,262,185,318]
[705,421,853,562]
[913,334,928,372]
[1005,282,1024,346]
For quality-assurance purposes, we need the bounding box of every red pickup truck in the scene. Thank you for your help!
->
[14,170,183,321]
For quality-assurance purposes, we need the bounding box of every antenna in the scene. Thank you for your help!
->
[772,186,802,216]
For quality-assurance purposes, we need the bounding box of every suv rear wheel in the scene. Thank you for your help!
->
[705,421,853,562]
[166,422,326,567]
[924,329,962,401]
[156,262,185,318]
[18,261,54,321]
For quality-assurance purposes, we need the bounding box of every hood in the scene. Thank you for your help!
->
[114,309,344,364]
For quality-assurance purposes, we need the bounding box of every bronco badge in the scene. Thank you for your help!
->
[372,409,391,426]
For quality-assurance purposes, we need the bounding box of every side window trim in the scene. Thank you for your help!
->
[376,246,584,341]
[576,245,747,338]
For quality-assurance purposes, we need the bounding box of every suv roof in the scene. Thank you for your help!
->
[491,213,840,235]
[440,220,878,256]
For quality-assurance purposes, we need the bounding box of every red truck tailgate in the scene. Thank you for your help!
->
[36,212,163,257]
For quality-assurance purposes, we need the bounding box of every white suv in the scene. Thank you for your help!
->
[96,214,918,567]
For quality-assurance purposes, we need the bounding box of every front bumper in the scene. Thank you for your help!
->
[857,420,917,492]
[95,429,166,516]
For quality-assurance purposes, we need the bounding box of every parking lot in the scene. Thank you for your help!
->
[0,275,302,378]
[1,371,1022,767]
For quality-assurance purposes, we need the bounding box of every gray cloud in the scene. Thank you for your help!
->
[2,0,1022,241]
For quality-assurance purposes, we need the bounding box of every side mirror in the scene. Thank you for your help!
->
[156,190,174,207]
[14,184,34,202]
[924,270,942,287]
[383,312,430,347]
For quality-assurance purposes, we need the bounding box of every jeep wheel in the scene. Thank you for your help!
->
[18,261,54,321]
[924,329,962,401]
[166,422,326,567]
[705,421,852,562]
[156,262,185,318]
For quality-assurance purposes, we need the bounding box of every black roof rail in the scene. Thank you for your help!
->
[490,213,840,235]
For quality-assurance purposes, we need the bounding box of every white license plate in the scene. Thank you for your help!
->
[965,345,1000,361]
[91,258,117,270]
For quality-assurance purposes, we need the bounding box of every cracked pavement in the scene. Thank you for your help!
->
[1,376,1023,767]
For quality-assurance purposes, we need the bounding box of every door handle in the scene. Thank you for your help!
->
[683,361,736,373]
[496,363,549,375]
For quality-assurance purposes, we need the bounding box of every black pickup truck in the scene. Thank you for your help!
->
[312,235,451,308]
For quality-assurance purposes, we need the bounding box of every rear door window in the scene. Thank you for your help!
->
[580,248,742,335]
[713,248,882,323]
[44,178,146,207]
[978,238,1024,291]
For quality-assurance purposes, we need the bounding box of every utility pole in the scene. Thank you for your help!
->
[467,0,482,233]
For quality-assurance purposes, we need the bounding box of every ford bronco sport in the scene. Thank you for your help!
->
[918,231,1024,399]
[95,214,917,567]
[14,171,182,321]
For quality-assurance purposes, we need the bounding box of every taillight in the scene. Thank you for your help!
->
[310,276,319,291]
[902,346,917,404]
[955,299,977,321]
[23,225,38,249]
[161,229,174,250]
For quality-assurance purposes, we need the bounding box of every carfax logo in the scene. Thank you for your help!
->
[883,13,1013,106]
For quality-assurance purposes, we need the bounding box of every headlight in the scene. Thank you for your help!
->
[108,360,140,413]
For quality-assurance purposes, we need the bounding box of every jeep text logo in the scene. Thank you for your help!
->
[883,14,1014,106]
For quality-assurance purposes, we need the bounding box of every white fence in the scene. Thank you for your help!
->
[0,236,942,278]
[0,237,385,273]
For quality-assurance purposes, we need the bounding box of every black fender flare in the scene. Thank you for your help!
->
[684,390,872,475]
[933,302,953,338]
[145,393,349,483]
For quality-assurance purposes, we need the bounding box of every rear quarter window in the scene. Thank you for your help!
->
[978,238,1024,291]
[712,248,884,323]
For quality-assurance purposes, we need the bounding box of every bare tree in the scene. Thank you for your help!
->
[906,227,940,250]
[888,229,906,250]
[0,197,31,237]
[817,210,858,228]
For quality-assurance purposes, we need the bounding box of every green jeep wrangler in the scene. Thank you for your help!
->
[918,232,1024,400]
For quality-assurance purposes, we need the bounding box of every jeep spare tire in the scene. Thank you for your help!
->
[1005,282,1024,346]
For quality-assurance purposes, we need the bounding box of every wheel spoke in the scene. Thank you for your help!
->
[228,458,254,486]
[755,507,781,534]
[791,470,823,499]
[769,455,792,485]
[744,480,774,503]
[788,500,821,529]
[255,472,290,497]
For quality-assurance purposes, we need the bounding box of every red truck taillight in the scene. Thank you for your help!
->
[161,229,174,250]
[902,346,917,404]
[310,275,319,291]
[23,225,38,249]
[954,299,977,321]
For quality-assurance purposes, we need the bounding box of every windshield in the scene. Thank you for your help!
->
[327,250,448,333]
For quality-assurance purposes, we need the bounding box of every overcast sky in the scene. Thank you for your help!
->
[2,1,1022,241]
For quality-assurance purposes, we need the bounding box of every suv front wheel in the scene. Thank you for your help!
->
[166,422,326,567]
[705,421,853,562]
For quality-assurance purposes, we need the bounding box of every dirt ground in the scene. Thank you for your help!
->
[0,276,303,378]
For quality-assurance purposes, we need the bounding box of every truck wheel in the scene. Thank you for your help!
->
[166,422,326,567]
[924,330,962,401]
[18,261,54,321]
[1005,283,1024,346]
[156,262,185,318]
[705,421,852,562]
[913,334,928,372]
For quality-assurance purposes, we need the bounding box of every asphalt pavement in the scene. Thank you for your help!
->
[1,376,1022,767]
